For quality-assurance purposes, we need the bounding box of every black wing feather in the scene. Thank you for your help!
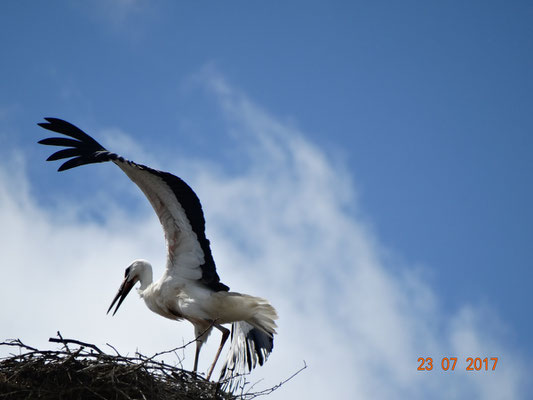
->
[47,148,83,161]
[38,118,102,146]
[57,156,108,172]
[38,137,82,147]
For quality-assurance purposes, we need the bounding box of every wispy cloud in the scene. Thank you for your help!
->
[0,104,20,121]
[0,72,527,399]
[72,0,155,33]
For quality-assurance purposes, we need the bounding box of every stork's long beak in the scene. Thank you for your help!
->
[107,276,136,316]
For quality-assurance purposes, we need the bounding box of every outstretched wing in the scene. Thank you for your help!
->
[38,117,229,292]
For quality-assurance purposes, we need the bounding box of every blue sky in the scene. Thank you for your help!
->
[1,2,532,399]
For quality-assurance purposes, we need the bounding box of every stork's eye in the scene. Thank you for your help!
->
[125,267,130,277]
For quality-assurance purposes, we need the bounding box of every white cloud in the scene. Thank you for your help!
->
[0,74,528,399]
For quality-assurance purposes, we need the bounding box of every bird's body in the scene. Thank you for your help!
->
[131,259,275,331]
[38,118,277,383]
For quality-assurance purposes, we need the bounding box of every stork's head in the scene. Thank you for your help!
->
[107,259,153,316]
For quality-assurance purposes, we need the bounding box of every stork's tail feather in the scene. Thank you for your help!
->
[38,118,123,171]
[219,321,275,392]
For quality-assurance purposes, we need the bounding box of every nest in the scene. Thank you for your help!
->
[0,335,234,400]
[0,334,305,399]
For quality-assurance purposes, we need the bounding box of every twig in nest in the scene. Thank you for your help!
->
[49,331,103,354]
[244,360,308,398]
[0,339,38,353]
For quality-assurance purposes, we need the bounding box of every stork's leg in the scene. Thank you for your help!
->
[193,340,202,374]
[193,323,211,376]
[206,323,230,381]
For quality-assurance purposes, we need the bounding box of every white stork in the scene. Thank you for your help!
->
[38,118,278,382]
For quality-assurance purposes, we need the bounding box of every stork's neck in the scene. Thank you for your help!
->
[137,262,154,291]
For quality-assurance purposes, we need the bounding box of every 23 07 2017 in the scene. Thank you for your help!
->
[417,357,498,371]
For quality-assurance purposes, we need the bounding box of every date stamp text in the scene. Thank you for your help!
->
[417,357,498,372]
